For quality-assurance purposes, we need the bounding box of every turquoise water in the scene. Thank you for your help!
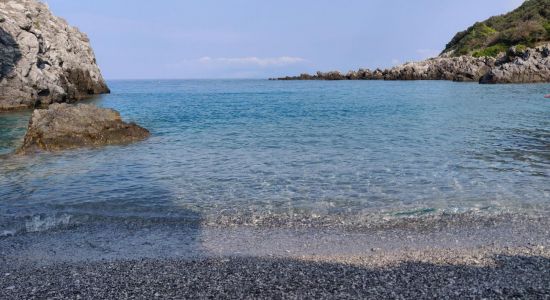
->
[1,80,549,233]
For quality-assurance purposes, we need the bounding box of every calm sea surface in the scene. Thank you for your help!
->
[1,80,549,234]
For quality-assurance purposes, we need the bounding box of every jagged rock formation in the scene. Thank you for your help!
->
[278,44,550,84]
[0,0,109,111]
[381,56,496,82]
[480,44,550,83]
[17,104,150,154]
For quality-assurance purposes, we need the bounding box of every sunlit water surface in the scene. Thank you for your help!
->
[1,80,549,234]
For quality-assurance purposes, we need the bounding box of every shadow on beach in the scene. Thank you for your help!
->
[0,143,205,263]
[0,253,548,298]
[0,183,205,264]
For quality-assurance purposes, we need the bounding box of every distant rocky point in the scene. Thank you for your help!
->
[277,44,550,84]
[17,104,150,154]
[0,0,109,111]
[278,0,550,84]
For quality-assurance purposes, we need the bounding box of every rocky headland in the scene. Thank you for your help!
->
[16,103,150,154]
[279,0,550,84]
[278,44,550,84]
[0,0,109,111]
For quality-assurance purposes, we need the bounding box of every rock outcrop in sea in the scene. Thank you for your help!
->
[0,0,109,111]
[383,56,495,82]
[277,44,550,84]
[17,103,150,154]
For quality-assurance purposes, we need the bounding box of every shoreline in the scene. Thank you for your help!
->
[1,211,548,298]
[1,207,548,238]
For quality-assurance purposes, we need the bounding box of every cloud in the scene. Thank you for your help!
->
[196,56,307,67]
[416,49,439,59]
[162,30,245,43]
[391,59,401,66]
[165,56,310,79]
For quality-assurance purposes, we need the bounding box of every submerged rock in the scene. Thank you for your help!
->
[17,104,150,154]
[0,0,109,111]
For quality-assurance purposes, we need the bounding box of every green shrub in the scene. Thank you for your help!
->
[544,21,550,36]
[515,44,527,52]
[472,44,508,57]
[443,0,550,56]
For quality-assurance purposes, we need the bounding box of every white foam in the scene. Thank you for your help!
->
[25,214,72,233]
[0,230,16,237]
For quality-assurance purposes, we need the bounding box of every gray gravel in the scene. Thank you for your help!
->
[1,247,549,299]
[0,213,549,299]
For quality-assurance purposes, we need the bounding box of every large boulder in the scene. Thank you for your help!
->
[17,104,150,154]
[0,0,109,111]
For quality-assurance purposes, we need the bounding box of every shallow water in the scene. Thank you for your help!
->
[1,80,549,234]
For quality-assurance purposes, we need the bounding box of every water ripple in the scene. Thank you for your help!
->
[0,80,549,232]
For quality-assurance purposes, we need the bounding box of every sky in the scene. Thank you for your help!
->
[44,0,525,79]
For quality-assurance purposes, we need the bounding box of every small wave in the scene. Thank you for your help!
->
[0,230,16,237]
[1,214,75,237]
[25,214,72,233]
[198,205,514,230]
[0,204,542,238]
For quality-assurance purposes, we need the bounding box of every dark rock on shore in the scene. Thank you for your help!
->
[0,0,109,111]
[17,103,150,154]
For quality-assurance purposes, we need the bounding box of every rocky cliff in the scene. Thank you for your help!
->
[0,0,109,111]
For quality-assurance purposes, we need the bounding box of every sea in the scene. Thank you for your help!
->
[1,80,549,236]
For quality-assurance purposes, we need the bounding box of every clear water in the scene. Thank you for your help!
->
[1,80,549,233]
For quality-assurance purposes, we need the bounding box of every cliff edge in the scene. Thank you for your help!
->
[0,0,109,111]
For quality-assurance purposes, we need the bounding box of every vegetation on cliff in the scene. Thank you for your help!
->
[443,0,550,57]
